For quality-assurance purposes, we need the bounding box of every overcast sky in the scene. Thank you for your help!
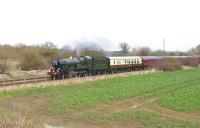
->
[0,0,200,51]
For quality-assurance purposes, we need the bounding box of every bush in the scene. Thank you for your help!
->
[19,50,43,71]
[155,58,183,71]
[181,58,199,67]
[0,53,9,73]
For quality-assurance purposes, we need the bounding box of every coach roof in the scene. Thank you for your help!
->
[107,56,142,60]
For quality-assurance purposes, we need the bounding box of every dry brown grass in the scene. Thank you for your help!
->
[0,110,33,128]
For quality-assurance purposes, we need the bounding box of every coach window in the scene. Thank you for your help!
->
[117,60,120,64]
[137,59,139,63]
[114,61,116,64]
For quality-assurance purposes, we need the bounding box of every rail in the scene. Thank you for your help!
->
[0,76,52,87]
[0,69,156,88]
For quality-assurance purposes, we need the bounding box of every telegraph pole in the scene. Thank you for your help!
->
[163,38,165,52]
[163,38,165,55]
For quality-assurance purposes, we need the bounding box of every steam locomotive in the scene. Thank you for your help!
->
[48,56,199,78]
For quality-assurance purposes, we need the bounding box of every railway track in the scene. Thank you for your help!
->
[0,76,52,87]
[0,70,157,89]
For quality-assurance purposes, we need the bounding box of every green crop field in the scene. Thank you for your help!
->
[159,84,200,113]
[0,68,200,127]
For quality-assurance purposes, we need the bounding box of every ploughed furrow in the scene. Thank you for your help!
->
[143,103,200,122]
[135,80,200,122]
[139,76,200,100]
[72,77,200,120]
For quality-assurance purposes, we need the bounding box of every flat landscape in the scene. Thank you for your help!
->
[0,68,200,128]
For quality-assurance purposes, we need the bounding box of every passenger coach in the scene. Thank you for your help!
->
[108,56,143,72]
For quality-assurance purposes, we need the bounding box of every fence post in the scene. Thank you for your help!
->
[24,78,26,85]
[90,73,92,80]
[35,77,37,83]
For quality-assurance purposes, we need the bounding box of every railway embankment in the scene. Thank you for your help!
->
[0,69,157,91]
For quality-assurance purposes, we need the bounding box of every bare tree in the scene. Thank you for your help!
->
[188,44,200,55]
[60,45,77,58]
[152,50,163,56]
[130,47,140,56]
[138,47,151,56]
[130,47,151,56]
[75,42,105,57]
[40,42,57,56]
[119,42,130,56]
[79,48,105,57]
[0,53,9,73]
